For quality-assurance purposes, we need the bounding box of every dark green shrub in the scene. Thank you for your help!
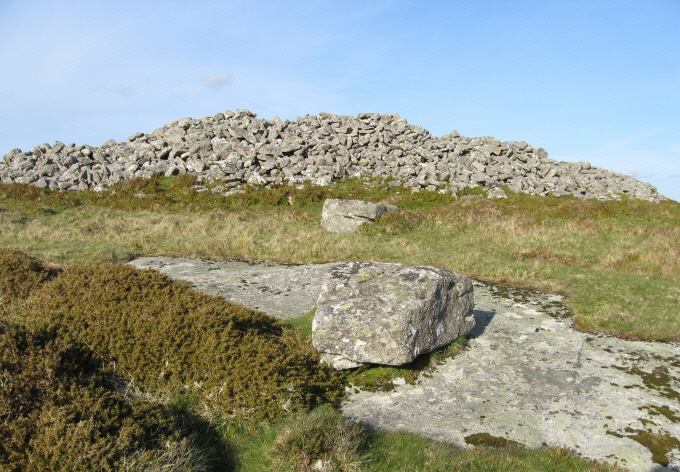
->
[115,175,164,194]
[0,182,52,201]
[0,321,230,472]
[24,263,344,420]
[358,209,424,236]
[0,248,60,302]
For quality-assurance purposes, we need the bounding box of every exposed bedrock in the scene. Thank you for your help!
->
[0,110,665,202]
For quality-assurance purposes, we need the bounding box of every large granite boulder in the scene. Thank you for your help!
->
[312,262,475,367]
[321,199,400,233]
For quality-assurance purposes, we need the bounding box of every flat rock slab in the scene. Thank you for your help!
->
[343,281,680,472]
[129,256,338,320]
[129,257,680,471]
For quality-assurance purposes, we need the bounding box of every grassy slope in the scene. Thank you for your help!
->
[1,176,657,470]
[1,176,678,340]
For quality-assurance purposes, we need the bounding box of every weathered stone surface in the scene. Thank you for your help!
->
[129,257,337,320]
[126,256,680,471]
[312,262,475,366]
[342,281,680,472]
[487,187,508,199]
[320,199,400,233]
[0,110,667,202]
[319,353,363,370]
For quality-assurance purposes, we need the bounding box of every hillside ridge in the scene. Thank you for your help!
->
[0,110,664,201]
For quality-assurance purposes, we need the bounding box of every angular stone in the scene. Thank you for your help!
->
[186,159,206,173]
[312,261,475,366]
[320,199,399,233]
[471,161,486,173]
[487,187,508,199]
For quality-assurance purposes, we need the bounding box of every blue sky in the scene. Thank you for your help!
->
[1,0,678,200]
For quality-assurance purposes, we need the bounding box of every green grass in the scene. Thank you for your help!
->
[0,176,674,470]
[1,176,678,340]
[285,308,317,339]
[215,410,624,472]
[1,248,631,470]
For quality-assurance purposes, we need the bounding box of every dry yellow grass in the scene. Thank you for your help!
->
[1,189,678,340]
[0,180,671,471]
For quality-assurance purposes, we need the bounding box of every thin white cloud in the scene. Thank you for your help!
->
[595,128,673,153]
[203,73,232,89]
[104,85,136,98]
[622,170,654,180]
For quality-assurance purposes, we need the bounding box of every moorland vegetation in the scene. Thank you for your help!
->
[2,174,677,471]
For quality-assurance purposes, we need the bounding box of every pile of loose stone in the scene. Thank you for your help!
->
[0,109,664,201]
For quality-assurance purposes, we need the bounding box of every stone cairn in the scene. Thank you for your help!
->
[0,110,664,202]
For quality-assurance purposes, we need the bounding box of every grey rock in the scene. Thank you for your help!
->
[342,280,680,472]
[320,199,400,233]
[487,187,508,199]
[186,158,206,173]
[129,257,338,320]
[319,353,363,370]
[124,256,680,471]
[312,262,475,366]
[471,161,486,173]
[0,112,667,202]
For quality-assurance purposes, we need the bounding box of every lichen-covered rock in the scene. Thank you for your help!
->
[312,262,475,366]
[487,187,508,199]
[321,199,400,233]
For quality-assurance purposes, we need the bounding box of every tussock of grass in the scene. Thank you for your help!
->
[21,262,344,421]
[359,429,625,472]
[269,405,366,472]
[220,411,625,472]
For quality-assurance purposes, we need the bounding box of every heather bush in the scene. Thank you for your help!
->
[0,248,60,302]
[0,321,230,472]
[23,263,344,420]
